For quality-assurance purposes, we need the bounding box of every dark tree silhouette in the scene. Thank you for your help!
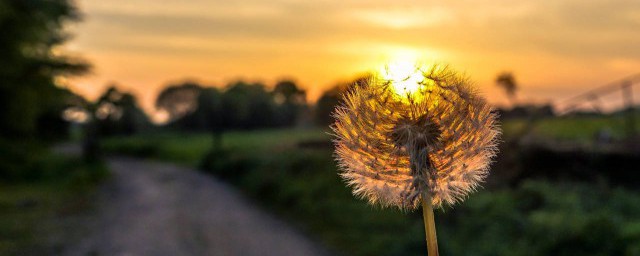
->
[222,81,276,129]
[94,86,149,136]
[156,82,203,123]
[0,0,91,175]
[495,72,518,105]
[315,75,371,126]
[273,80,306,104]
[272,80,306,126]
[191,88,225,150]
[0,0,89,139]
[36,87,84,141]
[156,80,310,132]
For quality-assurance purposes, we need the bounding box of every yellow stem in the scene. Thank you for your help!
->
[422,191,439,256]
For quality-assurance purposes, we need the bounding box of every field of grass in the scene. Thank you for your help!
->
[0,154,108,255]
[102,118,640,255]
[104,115,640,165]
[102,128,328,166]
[101,114,639,169]
[503,113,639,144]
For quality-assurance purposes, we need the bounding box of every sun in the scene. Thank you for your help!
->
[380,59,424,96]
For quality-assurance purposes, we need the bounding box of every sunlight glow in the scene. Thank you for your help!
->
[380,58,424,96]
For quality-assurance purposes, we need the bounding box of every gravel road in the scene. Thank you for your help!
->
[59,157,330,256]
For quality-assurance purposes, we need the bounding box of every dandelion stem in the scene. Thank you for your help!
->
[422,191,439,256]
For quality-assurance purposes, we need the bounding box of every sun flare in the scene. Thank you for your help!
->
[380,59,424,96]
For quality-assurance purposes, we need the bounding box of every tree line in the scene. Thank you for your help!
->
[81,76,372,138]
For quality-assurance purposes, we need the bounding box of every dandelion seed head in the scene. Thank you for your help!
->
[332,64,500,210]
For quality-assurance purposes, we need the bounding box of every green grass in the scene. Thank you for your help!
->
[102,128,328,166]
[502,113,640,144]
[0,155,108,255]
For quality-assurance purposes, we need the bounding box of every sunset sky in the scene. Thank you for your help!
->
[63,0,640,118]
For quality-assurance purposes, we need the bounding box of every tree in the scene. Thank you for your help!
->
[0,0,89,139]
[195,87,228,172]
[36,86,83,141]
[315,75,370,126]
[94,86,149,136]
[222,81,276,129]
[272,80,306,126]
[495,72,518,105]
[273,80,306,105]
[0,0,91,175]
[190,88,225,149]
[155,82,202,123]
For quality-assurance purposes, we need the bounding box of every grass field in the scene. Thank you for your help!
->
[102,116,640,255]
[102,128,329,167]
[503,114,638,143]
[103,114,640,165]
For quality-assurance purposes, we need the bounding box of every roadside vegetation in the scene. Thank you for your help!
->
[0,149,108,255]
[102,120,640,255]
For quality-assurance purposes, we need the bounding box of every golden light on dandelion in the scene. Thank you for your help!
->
[332,60,500,255]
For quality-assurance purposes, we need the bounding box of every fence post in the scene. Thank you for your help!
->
[622,82,635,137]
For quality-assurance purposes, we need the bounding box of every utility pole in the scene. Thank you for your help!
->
[622,81,635,137]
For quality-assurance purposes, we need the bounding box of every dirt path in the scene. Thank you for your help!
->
[60,157,330,256]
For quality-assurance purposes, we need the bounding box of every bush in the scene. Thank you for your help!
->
[200,143,640,256]
[100,139,159,159]
[199,149,256,183]
[0,151,108,255]
[439,181,640,256]
[0,139,109,187]
[0,140,44,181]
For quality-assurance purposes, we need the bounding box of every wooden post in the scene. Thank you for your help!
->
[622,82,635,137]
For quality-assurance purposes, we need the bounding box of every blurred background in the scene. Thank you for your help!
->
[1,0,639,255]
